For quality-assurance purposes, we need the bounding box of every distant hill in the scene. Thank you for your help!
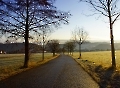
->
[0,43,24,53]
[0,43,42,53]
[90,43,120,51]
[74,42,120,51]
[1,42,120,53]
[92,43,111,51]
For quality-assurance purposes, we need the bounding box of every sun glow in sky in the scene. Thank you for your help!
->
[50,0,120,42]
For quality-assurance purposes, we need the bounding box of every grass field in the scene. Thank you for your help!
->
[72,51,120,87]
[0,53,58,80]
[72,51,120,69]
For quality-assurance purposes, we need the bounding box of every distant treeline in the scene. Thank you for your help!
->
[1,42,120,54]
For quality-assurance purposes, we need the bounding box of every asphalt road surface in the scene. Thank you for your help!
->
[0,54,99,88]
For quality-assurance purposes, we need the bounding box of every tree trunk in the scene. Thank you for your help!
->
[68,48,69,54]
[79,42,81,59]
[110,26,116,68]
[42,46,44,61]
[108,0,116,69]
[42,31,44,61]
[53,51,55,57]
[23,0,29,68]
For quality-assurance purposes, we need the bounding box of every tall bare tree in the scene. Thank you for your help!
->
[72,27,88,59]
[0,0,71,68]
[80,0,120,68]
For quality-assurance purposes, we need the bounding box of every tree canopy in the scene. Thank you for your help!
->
[0,0,70,42]
[0,0,71,67]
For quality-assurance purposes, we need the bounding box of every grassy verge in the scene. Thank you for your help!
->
[71,51,120,88]
[0,53,59,81]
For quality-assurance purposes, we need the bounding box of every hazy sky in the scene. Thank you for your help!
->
[50,0,120,42]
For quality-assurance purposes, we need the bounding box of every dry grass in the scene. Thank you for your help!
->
[72,51,120,88]
[73,51,120,70]
[0,53,59,81]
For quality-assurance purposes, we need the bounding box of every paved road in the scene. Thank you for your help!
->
[0,55,99,88]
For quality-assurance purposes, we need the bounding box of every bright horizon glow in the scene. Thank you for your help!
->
[50,0,120,42]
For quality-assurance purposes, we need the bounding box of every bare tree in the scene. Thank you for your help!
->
[30,28,51,61]
[39,30,50,61]
[72,27,88,59]
[47,40,60,56]
[64,41,70,55]
[64,40,75,55]
[0,0,71,68]
[80,0,120,68]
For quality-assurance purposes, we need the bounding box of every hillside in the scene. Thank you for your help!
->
[74,42,120,51]
[0,43,42,53]
[1,42,120,53]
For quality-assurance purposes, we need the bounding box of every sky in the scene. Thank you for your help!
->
[50,0,120,42]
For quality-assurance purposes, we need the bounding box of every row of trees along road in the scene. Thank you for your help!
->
[0,0,71,68]
[80,0,120,69]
